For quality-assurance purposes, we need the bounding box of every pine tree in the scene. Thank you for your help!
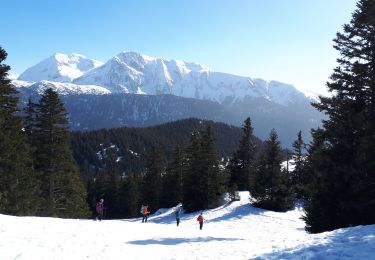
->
[88,172,107,217]
[290,130,306,199]
[182,131,204,212]
[302,128,336,231]
[23,98,38,171]
[252,129,293,212]
[118,173,142,218]
[229,117,256,191]
[23,98,37,138]
[200,124,226,209]
[160,146,184,208]
[96,147,123,218]
[182,125,225,212]
[34,88,89,217]
[0,47,39,215]
[304,0,375,233]
[142,146,165,213]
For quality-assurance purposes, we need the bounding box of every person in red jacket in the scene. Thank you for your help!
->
[197,212,204,230]
[96,198,104,221]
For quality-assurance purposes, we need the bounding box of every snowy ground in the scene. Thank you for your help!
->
[1,192,374,260]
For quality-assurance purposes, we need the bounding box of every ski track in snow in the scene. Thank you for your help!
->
[0,192,374,260]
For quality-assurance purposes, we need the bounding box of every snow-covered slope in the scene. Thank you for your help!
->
[73,51,313,106]
[1,192,373,259]
[12,80,110,96]
[18,53,103,83]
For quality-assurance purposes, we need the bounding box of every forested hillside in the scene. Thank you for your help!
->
[70,118,266,176]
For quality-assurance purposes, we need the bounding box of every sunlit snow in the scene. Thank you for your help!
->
[1,192,374,259]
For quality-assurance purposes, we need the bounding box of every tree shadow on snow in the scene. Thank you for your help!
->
[128,236,243,245]
[253,225,375,259]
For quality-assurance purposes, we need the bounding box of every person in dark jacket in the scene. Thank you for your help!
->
[197,212,204,230]
[175,208,181,226]
[96,198,104,221]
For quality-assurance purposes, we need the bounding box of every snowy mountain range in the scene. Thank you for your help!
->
[13,51,323,146]
[15,51,316,106]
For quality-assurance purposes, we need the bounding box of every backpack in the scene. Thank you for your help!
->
[96,202,102,213]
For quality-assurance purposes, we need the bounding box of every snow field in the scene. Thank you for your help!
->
[1,192,374,259]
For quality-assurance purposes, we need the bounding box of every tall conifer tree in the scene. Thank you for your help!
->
[201,124,226,209]
[199,125,219,208]
[230,117,256,191]
[160,145,184,208]
[182,125,225,212]
[304,0,375,233]
[0,47,39,215]
[252,129,293,212]
[182,132,203,212]
[142,146,165,213]
[290,130,306,199]
[118,173,142,218]
[34,88,89,217]
[23,98,37,139]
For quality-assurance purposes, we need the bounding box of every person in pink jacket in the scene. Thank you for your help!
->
[96,198,104,221]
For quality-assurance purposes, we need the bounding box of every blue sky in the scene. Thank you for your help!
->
[1,0,357,94]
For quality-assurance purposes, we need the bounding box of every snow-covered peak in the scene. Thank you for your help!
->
[117,51,153,66]
[267,81,311,106]
[114,51,208,73]
[18,53,103,83]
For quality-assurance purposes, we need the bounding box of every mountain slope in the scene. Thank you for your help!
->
[18,53,103,82]
[14,88,321,146]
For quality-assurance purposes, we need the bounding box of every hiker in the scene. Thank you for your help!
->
[197,212,204,230]
[141,204,150,222]
[140,205,145,222]
[96,198,104,221]
[175,207,181,226]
